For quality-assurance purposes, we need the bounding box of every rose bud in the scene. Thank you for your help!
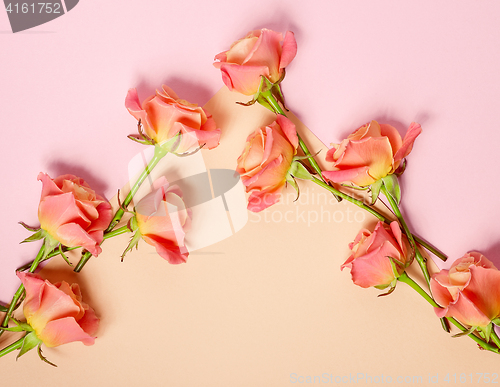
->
[236,115,298,212]
[125,85,220,153]
[36,173,112,256]
[214,28,297,96]
[431,252,500,328]
[124,177,191,264]
[17,272,99,348]
[322,120,421,187]
[342,221,411,289]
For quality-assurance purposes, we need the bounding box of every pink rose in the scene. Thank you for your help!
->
[17,272,99,347]
[322,120,422,187]
[134,178,191,264]
[214,28,297,96]
[430,252,500,327]
[125,85,220,153]
[342,221,411,288]
[37,173,112,256]
[236,115,298,212]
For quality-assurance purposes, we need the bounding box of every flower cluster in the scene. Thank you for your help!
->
[1,26,499,368]
[0,85,218,365]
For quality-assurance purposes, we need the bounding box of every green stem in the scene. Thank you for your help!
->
[1,244,46,332]
[0,335,24,358]
[381,185,430,285]
[17,246,79,272]
[311,177,385,221]
[261,90,340,201]
[75,144,168,272]
[259,90,447,262]
[398,273,500,352]
[73,226,130,273]
[447,317,499,353]
[106,144,168,233]
[413,238,447,262]
[398,272,438,307]
[17,226,131,274]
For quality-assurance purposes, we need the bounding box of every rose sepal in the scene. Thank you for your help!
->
[477,324,493,343]
[288,160,314,181]
[237,73,287,115]
[18,222,41,232]
[367,174,401,205]
[121,214,141,261]
[381,174,401,205]
[375,257,408,296]
[0,317,33,332]
[17,331,42,360]
[20,228,46,244]
[452,326,478,338]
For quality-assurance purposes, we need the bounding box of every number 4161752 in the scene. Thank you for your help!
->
[5,3,62,14]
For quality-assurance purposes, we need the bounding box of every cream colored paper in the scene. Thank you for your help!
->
[1,87,498,386]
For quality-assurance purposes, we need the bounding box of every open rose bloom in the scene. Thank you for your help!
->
[18,272,99,347]
[236,115,298,212]
[430,252,500,327]
[134,178,191,264]
[38,173,112,256]
[342,221,411,289]
[322,120,422,187]
[214,28,297,96]
[125,85,220,153]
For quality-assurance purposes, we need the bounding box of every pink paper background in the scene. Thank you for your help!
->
[1,0,500,376]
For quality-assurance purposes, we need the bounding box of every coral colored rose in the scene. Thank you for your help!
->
[125,85,220,153]
[17,272,99,347]
[37,173,112,256]
[135,178,191,264]
[342,221,411,288]
[236,115,298,212]
[322,120,422,187]
[214,28,297,96]
[430,252,500,327]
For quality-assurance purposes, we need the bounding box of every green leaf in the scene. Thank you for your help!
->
[452,326,477,338]
[370,179,383,205]
[382,174,401,205]
[16,331,42,360]
[0,303,8,312]
[492,317,500,326]
[288,161,314,181]
[20,229,46,244]
[37,344,57,367]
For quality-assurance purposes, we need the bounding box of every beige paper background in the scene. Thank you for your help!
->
[1,88,499,386]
